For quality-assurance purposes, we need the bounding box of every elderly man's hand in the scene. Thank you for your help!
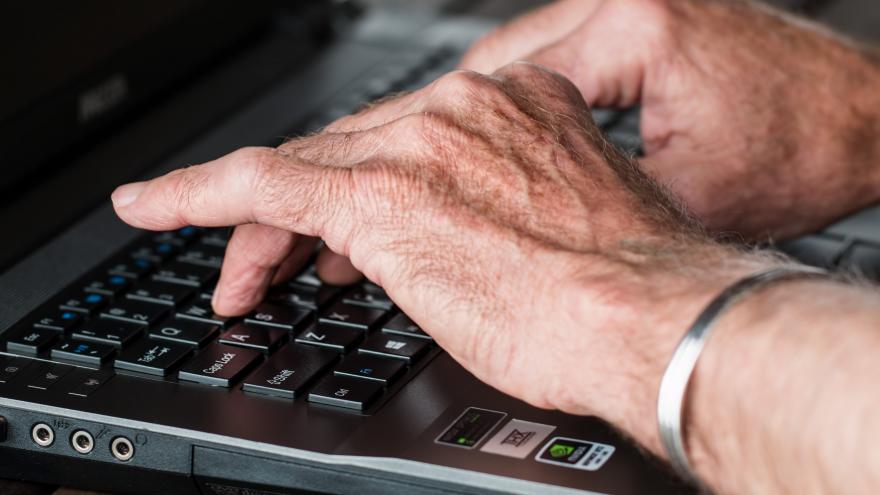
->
[461,0,880,239]
[112,63,772,442]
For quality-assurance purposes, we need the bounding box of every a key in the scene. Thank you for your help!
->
[149,319,218,347]
[107,257,154,279]
[382,313,432,341]
[242,344,337,399]
[131,241,178,262]
[319,301,386,331]
[24,361,73,391]
[358,333,428,364]
[293,266,322,287]
[153,226,199,247]
[5,327,58,354]
[100,300,168,326]
[67,369,114,397]
[294,322,362,353]
[200,228,231,247]
[33,310,83,332]
[176,301,230,327]
[72,320,143,348]
[115,340,191,376]
[334,353,405,385]
[308,375,383,411]
[177,343,261,387]
[152,261,218,288]
[59,292,108,316]
[51,340,115,366]
[126,280,194,307]
[244,303,312,331]
[270,283,337,311]
[177,244,225,268]
[0,356,33,384]
[84,275,130,296]
[342,286,393,310]
[218,323,287,353]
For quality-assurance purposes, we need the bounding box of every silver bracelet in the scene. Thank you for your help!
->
[657,265,829,485]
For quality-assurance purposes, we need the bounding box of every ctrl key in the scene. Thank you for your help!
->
[308,375,383,411]
[178,344,260,387]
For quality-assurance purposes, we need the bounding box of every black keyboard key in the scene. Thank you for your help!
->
[242,344,337,399]
[72,320,143,348]
[67,369,114,397]
[126,280,194,307]
[131,241,178,262]
[319,302,386,331]
[293,266,322,287]
[60,292,108,315]
[0,356,32,384]
[270,283,338,311]
[33,310,83,332]
[84,275,130,296]
[200,228,231,247]
[24,361,73,391]
[107,257,154,279]
[5,327,58,354]
[101,300,168,326]
[245,303,312,331]
[149,319,218,347]
[382,313,432,341]
[218,323,287,353]
[115,340,191,376]
[342,286,393,310]
[358,334,428,363]
[154,226,199,247]
[334,354,404,385]
[841,242,880,279]
[178,344,261,387]
[178,244,225,268]
[51,340,115,366]
[308,375,383,411]
[152,261,218,288]
[176,301,230,327]
[294,323,362,353]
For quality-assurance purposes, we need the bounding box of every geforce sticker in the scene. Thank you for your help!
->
[435,407,507,449]
[535,436,616,471]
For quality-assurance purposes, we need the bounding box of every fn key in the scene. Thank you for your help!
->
[308,375,383,411]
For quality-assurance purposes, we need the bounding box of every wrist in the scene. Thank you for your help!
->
[556,241,785,455]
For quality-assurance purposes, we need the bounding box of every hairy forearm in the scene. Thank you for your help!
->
[571,249,880,493]
[688,278,880,494]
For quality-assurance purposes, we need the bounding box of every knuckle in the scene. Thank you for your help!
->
[163,166,208,223]
[432,69,498,101]
[233,146,285,189]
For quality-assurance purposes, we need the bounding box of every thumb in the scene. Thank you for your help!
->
[524,0,664,108]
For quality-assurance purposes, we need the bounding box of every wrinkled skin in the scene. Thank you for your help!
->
[461,0,880,239]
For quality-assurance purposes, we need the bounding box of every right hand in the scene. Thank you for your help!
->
[460,0,880,239]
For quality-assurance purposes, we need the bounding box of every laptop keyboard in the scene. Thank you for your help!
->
[0,227,439,413]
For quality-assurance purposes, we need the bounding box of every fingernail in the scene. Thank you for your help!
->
[211,285,222,310]
[111,182,147,208]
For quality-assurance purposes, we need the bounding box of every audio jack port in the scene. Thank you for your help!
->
[31,423,55,447]
[111,436,134,461]
[71,430,95,454]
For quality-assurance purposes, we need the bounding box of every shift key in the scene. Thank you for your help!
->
[178,343,260,387]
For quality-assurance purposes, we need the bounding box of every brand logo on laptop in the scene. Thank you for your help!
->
[78,74,129,123]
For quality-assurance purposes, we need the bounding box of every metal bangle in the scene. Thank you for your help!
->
[656,265,829,486]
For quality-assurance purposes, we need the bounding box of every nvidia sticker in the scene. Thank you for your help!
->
[535,437,615,471]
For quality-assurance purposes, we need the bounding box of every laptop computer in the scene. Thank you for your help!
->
[1,1,877,494]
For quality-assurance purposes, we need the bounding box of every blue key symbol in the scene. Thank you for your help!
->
[179,226,196,237]
[110,275,126,285]
[135,259,151,269]
[85,294,103,304]
[156,243,172,254]
[359,368,373,375]
[61,311,76,320]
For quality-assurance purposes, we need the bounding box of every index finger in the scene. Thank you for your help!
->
[111,146,353,242]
